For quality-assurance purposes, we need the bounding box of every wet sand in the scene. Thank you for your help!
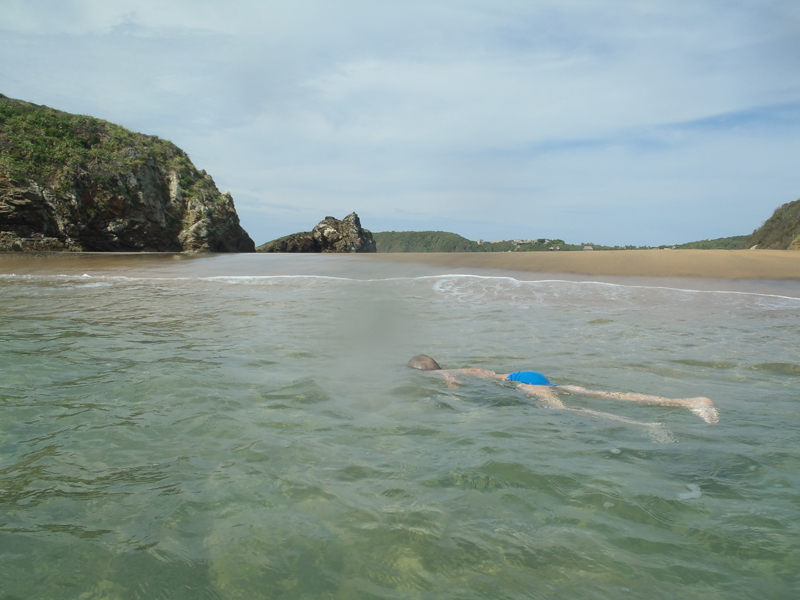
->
[365,249,800,280]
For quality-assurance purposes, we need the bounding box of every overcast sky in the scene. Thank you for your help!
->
[2,0,799,245]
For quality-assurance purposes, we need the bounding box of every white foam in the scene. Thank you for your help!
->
[647,424,677,444]
[2,269,800,300]
[429,275,800,304]
[4,269,800,315]
[678,484,702,500]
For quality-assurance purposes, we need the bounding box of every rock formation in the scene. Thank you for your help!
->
[745,198,800,250]
[0,94,254,252]
[258,213,376,253]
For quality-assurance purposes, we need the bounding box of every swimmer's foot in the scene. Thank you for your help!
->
[689,397,719,425]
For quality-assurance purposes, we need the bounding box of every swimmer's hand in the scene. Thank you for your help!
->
[442,373,460,389]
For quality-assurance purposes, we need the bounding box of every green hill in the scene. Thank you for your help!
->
[745,199,800,250]
[373,230,772,253]
[373,231,480,252]
[675,235,749,250]
[373,231,584,252]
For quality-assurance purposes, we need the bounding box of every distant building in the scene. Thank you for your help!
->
[583,246,594,251]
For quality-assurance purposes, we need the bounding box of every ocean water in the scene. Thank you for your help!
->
[1,253,798,600]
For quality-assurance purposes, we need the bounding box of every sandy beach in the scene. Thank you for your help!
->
[365,249,800,280]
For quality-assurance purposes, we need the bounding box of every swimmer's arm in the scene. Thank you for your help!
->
[438,369,508,387]
[438,371,461,388]
[452,368,507,380]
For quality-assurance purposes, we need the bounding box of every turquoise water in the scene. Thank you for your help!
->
[1,254,798,599]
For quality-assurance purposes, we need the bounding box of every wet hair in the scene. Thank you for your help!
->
[407,354,441,371]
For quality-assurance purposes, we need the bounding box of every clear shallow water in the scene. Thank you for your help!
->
[1,254,799,599]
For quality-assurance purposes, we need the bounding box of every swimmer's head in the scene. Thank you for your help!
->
[407,354,441,371]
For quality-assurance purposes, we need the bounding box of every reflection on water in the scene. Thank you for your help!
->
[1,254,799,599]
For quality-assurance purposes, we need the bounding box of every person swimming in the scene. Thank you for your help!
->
[406,354,719,425]
[407,354,553,386]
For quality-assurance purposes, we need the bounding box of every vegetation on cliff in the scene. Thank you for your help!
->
[745,199,800,250]
[0,94,254,252]
[675,235,749,250]
[1,95,179,191]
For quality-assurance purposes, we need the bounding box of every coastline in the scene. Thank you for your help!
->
[363,249,800,280]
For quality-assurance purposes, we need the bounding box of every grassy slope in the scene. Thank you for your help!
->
[675,235,749,250]
[0,94,221,205]
[745,199,800,250]
[373,231,480,252]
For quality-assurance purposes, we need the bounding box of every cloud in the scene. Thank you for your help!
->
[2,1,800,245]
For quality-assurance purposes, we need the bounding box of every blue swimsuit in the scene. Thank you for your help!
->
[505,371,554,386]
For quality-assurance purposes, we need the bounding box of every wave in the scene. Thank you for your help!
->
[3,271,800,307]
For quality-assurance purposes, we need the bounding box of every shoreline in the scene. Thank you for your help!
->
[363,249,800,280]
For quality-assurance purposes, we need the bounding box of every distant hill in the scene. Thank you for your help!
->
[675,235,749,250]
[745,199,800,250]
[373,231,479,252]
[374,230,777,252]
[355,209,800,254]
[373,231,582,252]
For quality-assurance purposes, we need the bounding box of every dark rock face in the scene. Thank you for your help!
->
[0,231,71,252]
[0,95,254,253]
[0,170,255,253]
[259,213,377,253]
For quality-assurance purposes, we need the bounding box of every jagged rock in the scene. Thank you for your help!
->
[259,213,376,253]
[0,95,254,253]
[0,231,75,252]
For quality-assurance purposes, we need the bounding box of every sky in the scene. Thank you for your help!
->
[1,0,799,246]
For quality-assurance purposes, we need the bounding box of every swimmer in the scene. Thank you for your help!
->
[407,354,719,425]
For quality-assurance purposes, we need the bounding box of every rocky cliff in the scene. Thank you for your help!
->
[0,94,254,252]
[258,213,376,253]
[745,199,800,250]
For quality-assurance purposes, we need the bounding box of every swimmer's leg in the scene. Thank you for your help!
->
[557,385,719,424]
[516,384,566,408]
[518,384,673,441]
